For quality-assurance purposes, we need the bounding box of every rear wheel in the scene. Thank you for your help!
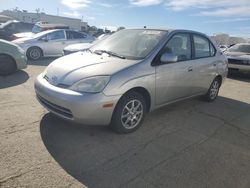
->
[27,47,42,60]
[0,54,16,76]
[111,91,146,134]
[204,77,220,102]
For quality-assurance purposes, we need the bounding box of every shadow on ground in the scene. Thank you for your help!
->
[228,71,250,83]
[40,96,250,188]
[0,70,29,89]
[28,57,58,66]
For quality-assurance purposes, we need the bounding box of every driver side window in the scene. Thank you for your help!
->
[164,33,191,61]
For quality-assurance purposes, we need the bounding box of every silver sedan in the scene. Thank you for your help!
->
[13,29,95,60]
[35,29,228,133]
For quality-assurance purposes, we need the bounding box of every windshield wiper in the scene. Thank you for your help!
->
[94,50,126,59]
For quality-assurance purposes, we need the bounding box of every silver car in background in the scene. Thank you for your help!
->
[35,29,228,133]
[13,29,95,60]
[63,34,111,55]
[226,43,250,73]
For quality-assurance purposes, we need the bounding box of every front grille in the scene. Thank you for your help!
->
[37,94,73,119]
[228,59,250,65]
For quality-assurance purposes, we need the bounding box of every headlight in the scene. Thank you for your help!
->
[70,76,110,93]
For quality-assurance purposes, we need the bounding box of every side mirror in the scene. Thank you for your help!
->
[160,52,178,64]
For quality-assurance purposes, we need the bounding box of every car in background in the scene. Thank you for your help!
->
[219,45,228,52]
[63,34,110,55]
[0,20,34,41]
[13,22,70,39]
[0,39,27,75]
[35,29,227,133]
[63,43,92,55]
[226,43,250,73]
[13,29,95,60]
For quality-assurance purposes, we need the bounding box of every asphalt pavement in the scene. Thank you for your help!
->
[1,58,250,188]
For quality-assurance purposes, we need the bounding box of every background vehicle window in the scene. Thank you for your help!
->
[164,33,191,61]
[5,23,15,33]
[66,31,86,39]
[32,25,41,33]
[47,30,65,40]
[194,35,210,58]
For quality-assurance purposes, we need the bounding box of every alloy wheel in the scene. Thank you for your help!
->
[210,80,219,100]
[121,99,143,129]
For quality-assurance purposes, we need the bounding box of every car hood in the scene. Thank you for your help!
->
[0,39,21,51]
[12,37,34,44]
[44,51,139,86]
[64,43,92,51]
[226,52,250,60]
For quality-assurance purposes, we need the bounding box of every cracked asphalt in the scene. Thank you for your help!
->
[0,59,250,188]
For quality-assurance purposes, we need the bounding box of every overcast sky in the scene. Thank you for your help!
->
[1,0,250,37]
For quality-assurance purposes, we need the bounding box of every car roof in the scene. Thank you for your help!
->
[36,23,69,28]
[32,29,82,38]
[124,28,210,37]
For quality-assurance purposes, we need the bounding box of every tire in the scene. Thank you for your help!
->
[204,77,221,102]
[0,54,17,76]
[111,91,146,134]
[27,47,42,60]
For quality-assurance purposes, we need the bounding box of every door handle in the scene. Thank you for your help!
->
[188,66,193,72]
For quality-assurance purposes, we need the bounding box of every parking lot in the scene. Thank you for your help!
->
[1,59,250,188]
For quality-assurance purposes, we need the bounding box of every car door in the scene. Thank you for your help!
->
[39,30,67,56]
[155,33,196,105]
[191,34,218,93]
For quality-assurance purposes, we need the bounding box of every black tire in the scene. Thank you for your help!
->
[27,47,42,60]
[0,54,17,76]
[111,91,146,134]
[204,77,221,102]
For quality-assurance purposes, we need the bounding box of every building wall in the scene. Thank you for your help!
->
[1,10,87,31]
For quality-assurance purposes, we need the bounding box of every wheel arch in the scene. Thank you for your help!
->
[215,75,222,87]
[120,87,151,112]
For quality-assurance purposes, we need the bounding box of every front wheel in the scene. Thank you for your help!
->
[111,92,146,134]
[27,47,42,60]
[204,77,221,102]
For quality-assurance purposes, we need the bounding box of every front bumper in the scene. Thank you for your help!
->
[35,74,121,125]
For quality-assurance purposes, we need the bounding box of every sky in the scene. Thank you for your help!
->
[1,0,250,37]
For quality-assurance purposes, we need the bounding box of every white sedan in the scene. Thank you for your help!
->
[13,29,95,60]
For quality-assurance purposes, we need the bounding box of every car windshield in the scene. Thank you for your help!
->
[228,44,250,53]
[90,29,167,60]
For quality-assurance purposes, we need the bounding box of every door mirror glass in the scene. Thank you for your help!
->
[160,52,178,63]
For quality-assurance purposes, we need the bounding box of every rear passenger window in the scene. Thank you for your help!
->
[194,35,215,58]
[66,31,86,39]
[164,33,191,61]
